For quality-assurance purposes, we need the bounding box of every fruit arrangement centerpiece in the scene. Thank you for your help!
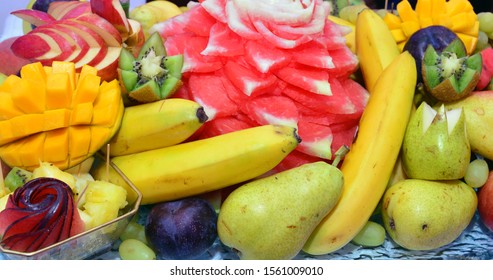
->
[1,0,493,260]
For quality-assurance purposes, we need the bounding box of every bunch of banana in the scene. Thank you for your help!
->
[303,51,417,255]
[94,124,301,205]
[129,0,183,39]
[107,98,208,156]
[355,8,401,93]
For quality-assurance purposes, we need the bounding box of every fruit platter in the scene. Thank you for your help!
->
[1,0,493,260]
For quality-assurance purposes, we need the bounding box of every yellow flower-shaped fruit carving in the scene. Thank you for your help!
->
[0,61,124,171]
[384,0,479,54]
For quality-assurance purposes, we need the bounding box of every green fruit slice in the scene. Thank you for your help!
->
[422,38,482,102]
[117,32,183,104]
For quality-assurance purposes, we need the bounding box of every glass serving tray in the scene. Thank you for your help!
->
[92,205,493,260]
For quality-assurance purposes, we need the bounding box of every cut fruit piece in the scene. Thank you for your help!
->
[0,61,123,171]
[117,33,184,104]
[240,95,299,129]
[296,120,333,160]
[422,38,482,101]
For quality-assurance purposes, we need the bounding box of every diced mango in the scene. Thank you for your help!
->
[10,114,45,138]
[92,80,122,126]
[10,79,46,113]
[51,61,76,91]
[71,102,94,125]
[401,20,420,37]
[89,126,111,155]
[415,0,432,18]
[44,108,71,130]
[0,138,24,167]
[43,128,69,163]
[451,12,478,33]
[20,62,46,84]
[390,29,407,43]
[68,126,91,159]
[0,120,15,146]
[46,72,72,109]
[396,0,419,23]
[0,92,24,120]
[72,74,101,106]
[18,133,45,168]
[0,75,22,92]
[383,13,402,30]
[76,64,99,89]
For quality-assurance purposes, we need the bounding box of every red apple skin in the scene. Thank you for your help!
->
[10,9,56,27]
[90,0,130,40]
[59,2,92,19]
[478,170,493,233]
[47,1,84,20]
[0,37,32,75]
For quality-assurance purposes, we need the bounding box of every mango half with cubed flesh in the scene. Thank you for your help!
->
[0,61,124,171]
[117,32,184,105]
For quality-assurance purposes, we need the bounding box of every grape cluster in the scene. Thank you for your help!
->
[475,12,493,52]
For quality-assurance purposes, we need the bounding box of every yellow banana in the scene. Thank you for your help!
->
[93,124,300,205]
[107,98,208,157]
[355,8,401,93]
[303,51,417,255]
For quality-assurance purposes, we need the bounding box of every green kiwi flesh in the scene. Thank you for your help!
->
[422,38,482,102]
[117,32,184,105]
[4,167,32,192]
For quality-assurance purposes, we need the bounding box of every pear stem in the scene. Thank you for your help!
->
[332,145,350,167]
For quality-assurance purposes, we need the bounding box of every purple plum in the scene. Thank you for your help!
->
[145,197,218,260]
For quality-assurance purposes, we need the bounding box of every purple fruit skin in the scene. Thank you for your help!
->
[145,197,218,260]
[403,25,461,83]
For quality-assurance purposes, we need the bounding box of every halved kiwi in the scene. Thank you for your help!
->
[422,38,482,102]
[117,32,184,105]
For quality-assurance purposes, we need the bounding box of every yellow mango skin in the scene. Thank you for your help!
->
[444,91,493,161]
[381,179,477,251]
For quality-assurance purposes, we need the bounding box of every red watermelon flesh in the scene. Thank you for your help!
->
[244,40,291,73]
[187,73,238,119]
[272,149,323,174]
[240,95,299,129]
[224,60,279,97]
[201,22,245,57]
[296,120,333,160]
[155,0,368,170]
[275,64,331,96]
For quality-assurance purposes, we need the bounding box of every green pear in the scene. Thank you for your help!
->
[444,91,493,161]
[217,161,343,260]
[402,101,470,180]
[381,179,477,251]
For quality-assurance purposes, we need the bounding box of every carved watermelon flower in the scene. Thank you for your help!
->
[151,0,368,170]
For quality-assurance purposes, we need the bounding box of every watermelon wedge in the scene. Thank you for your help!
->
[155,0,368,171]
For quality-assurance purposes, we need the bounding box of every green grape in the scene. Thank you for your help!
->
[478,12,493,35]
[464,159,490,188]
[475,31,490,52]
[120,221,148,245]
[119,239,156,260]
[351,220,386,247]
[338,4,368,25]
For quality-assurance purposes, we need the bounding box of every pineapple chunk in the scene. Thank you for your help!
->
[80,180,128,230]
[31,161,76,190]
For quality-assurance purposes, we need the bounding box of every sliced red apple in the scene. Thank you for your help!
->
[93,46,121,81]
[30,28,76,64]
[36,23,90,65]
[125,19,145,56]
[0,37,32,75]
[11,33,58,60]
[11,9,56,27]
[72,14,122,47]
[60,2,92,20]
[57,20,109,68]
[90,0,130,41]
[47,1,86,20]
